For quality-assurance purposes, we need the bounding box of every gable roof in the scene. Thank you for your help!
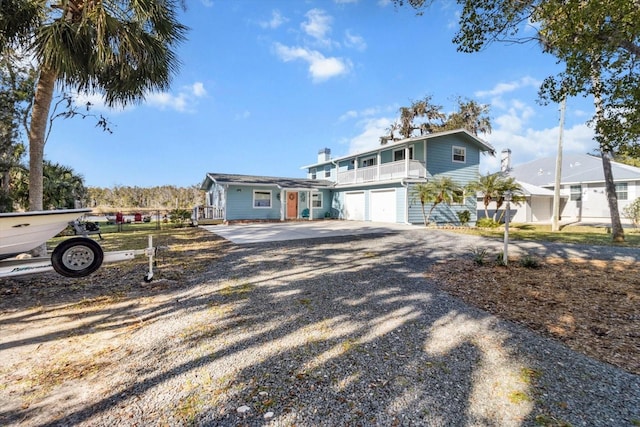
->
[201,173,334,191]
[302,128,495,168]
[510,154,640,187]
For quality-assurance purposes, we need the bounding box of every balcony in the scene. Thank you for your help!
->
[336,160,426,185]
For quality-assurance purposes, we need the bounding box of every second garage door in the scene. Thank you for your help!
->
[370,189,397,223]
[344,192,365,220]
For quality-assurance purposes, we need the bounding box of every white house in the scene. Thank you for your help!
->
[500,152,640,224]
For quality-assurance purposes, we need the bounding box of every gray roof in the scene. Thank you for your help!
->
[517,181,560,197]
[509,154,640,186]
[201,173,334,190]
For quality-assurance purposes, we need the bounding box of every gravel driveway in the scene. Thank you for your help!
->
[1,228,638,426]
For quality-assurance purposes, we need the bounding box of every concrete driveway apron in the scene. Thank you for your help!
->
[200,221,418,244]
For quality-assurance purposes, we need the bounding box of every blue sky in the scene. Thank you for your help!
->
[44,0,598,188]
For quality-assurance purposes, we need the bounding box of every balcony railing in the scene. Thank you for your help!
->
[337,160,426,185]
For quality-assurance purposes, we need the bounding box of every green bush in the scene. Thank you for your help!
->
[457,210,471,225]
[169,208,191,226]
[469,247,488,265]
[519,255,541,269]
[477,217,500,228]
[623,197,640,227]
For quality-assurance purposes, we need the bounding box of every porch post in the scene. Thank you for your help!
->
[377,152,381,180]
[309,191,313,220]
[405,147,410,177]
[280,190,285,221]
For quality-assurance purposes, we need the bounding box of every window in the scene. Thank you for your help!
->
[253,190,272,208]
[312,193,323,208]
[452,146,466,163]
[324,165,331,178]
[361,157,377,167]
[393,146,414,161]
[570,185,582,201]
[615,182,628,200]
[310,168,317,179]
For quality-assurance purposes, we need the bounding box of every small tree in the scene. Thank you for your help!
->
[623,198,640,228]
[411,176,462,226]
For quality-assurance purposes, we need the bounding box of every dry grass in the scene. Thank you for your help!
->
[425,256,640,375]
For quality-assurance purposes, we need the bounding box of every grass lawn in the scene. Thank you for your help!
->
[449,223,640,247]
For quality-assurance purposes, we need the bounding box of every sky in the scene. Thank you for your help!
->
[43,0,599,189]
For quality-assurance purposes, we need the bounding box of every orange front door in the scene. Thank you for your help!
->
[286,192,298,219]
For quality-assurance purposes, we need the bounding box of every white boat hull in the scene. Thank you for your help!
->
[0,209,91,258]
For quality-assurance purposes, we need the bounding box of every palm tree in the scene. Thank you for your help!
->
[411,176,462,226]
[42,161,86,209]
[493,176,524,222]
[467,172,504,220]
[3,1,187,215]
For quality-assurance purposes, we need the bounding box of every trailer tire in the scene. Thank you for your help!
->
[51,238,104,278]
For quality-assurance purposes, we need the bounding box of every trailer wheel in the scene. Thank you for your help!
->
[51,238,104,278]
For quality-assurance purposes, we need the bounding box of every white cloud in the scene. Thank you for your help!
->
[260,10,288,29]
[338,110,359,122]
[347,117,394,153]
[480,105,595,174]
[192,82,207,97]
[335,0,358,3]
[344,30,367,51]
[146,91,188,112]
[235,110,251,120]
[72,81,206,113]
[302,9,333,45]
[475,76,541,98]
[273,43,351,82]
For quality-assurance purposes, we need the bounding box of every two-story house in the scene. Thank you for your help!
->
[200,129,495,225]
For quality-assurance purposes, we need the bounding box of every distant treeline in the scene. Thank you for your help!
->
[86,185,204,212]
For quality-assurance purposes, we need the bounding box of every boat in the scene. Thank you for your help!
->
[0,208,91,260]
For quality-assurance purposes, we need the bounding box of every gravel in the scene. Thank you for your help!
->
[1,228,639,426]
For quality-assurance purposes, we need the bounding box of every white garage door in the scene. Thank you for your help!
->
[344,192,365,220]
[370,189,397,223]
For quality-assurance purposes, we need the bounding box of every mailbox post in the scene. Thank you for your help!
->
[503,190,512,265]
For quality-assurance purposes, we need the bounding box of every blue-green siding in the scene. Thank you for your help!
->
[427,136,480,183]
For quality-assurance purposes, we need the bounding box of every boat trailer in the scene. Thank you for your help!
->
[0,235,158,281]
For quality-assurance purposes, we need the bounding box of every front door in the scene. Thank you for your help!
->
[286,192,298,219]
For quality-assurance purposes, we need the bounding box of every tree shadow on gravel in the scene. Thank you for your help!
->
[1,229,638,426]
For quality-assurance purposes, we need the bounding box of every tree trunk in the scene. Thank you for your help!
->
[591,68,625,242]
[420,202,428,226]
[601,150,625,242]
[28,67,56,211]
[27,67,57,256]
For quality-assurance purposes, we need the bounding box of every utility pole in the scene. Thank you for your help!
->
[552,98,566,232]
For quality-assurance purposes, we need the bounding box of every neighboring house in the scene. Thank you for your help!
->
[496,152,640,224]
[201,129,495,224]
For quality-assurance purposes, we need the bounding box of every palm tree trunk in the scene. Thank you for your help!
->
[420,201,428,226]
[28,67,56,211]
[27,67,56,256]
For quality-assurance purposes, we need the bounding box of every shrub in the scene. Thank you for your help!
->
[623,197,640,228]
[519,255,541,269]
[469,247,488,265]
[457,210,471,225]
[495,251,507,266]
[169,208,191,226]
[477,217,500,228]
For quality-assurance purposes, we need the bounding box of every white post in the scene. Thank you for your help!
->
[503,191,512,265]
[552,97,566,231]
